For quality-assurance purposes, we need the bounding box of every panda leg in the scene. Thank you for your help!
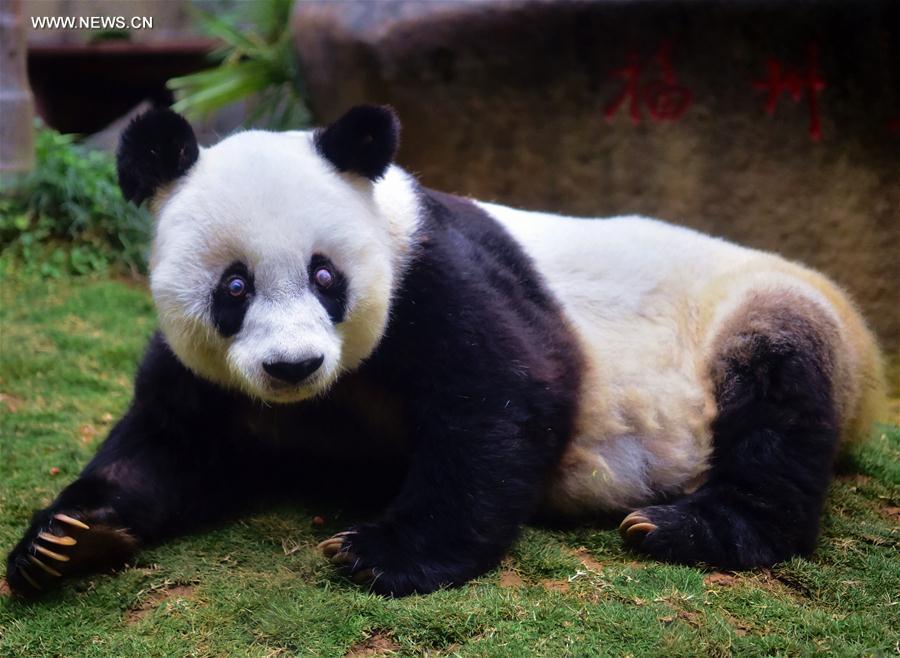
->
[621,295,842,569]
[5,404,248,598]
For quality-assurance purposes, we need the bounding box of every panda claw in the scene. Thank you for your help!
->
[318,532,356,558]
[330,551,357,567]
[27,555,62,577]
[619,511,658,545]
[620,511,650,527]
[38,531,77,546]
[625,522,657,537]
[317,538,344,558]
[351,568,376,585]
[619,512,649,529]
[53,513,89,530]
[18,567,42,591]
[34,544,70,562]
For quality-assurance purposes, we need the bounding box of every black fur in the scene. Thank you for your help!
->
[623,299,841,569]
[322,189,584,594]
[211,262,255,337]
[6,189,583,597]
[117,108,199,204]
[314,106,400,181]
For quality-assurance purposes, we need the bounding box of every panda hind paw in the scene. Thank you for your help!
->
[619,510,658,546]
[618,503,716,566]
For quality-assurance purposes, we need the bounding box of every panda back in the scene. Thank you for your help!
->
[475,202,885,514]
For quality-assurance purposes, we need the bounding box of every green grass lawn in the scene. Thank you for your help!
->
[1,274,898,657]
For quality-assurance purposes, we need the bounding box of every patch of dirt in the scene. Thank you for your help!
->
[344,631,400,657]
[764,570,812,597]
[704,571,739,587]
[125,584,195,625]
[78,423,100,445]
[570,547,604,572]
[836,473,872,487]
[0,393,24,413]
[676,610,703,628]
[541,579,570,594]
[656,609,703,628]
[0,579,11,597]
[881,506,900,523]
[498,569,525,588]
[704,569,800,597]
[721,611,753,637]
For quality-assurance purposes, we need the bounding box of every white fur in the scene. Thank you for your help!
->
[150,130,420,403]
[477,202,866,513]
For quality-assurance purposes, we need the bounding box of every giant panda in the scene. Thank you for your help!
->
[6,106,886,598]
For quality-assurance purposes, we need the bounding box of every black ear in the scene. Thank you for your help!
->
[117,108,199,204]
[314,105,399,181]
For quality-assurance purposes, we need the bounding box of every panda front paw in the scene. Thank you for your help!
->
[318,525,454,596]
[6,509,138,598]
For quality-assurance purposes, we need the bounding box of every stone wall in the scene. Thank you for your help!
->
[293,0,900,356]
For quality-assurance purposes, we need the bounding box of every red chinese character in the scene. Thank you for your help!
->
[604,41,692,125]
[753,44,826,141]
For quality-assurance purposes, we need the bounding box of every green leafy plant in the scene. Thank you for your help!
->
[168,0,311,130]
[0,126,152,277]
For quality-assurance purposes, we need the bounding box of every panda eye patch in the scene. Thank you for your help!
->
[212,262,254,337]
[308,254,348,324]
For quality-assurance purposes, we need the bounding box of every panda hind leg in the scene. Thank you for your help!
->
[620,294,842,569]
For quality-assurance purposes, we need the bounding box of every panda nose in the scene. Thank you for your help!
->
[263,355,324,385]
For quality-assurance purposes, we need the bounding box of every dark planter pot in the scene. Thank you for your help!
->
[27,39,217,134]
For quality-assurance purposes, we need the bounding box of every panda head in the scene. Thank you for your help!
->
[117,106,402,403]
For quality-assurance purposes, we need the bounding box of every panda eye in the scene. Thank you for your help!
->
[308,255,347,323]
[226,275,248,297]
[313,266,334,290]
